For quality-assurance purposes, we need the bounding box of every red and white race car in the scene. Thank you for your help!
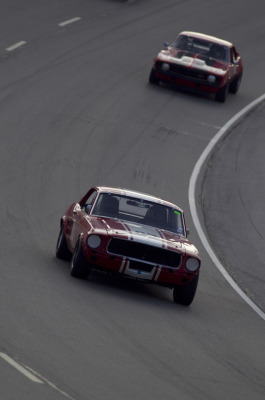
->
[56,186,201,305]
[149,31,243,102]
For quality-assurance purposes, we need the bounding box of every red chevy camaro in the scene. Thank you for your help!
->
[149,31,243,102]
[56,186,201,305]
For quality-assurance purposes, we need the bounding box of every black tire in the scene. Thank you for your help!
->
[215,84,228,103]
[173,273,199,306]
[56,226,72,260]
[229,72,242,94]
[70,238,90,279]
[149,68,160,85]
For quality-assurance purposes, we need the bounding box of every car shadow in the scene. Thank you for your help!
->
[54,257,196,311]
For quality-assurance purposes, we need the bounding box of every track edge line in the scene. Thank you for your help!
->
[188,94,265,320]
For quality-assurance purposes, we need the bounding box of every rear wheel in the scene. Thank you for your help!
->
[56,226,72,260]
[71,238,90,279]
[149,68,160,84]
[173,273,199,306]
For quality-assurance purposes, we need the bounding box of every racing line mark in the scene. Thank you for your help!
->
[0,351,78,399]
[189,93,265,321]
[0,352,43,383]
[58,17,82,27]
[5,17,81,53]
[6,41,27,52]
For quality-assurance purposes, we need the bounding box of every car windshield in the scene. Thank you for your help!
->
[91,193,185,236]
[172,35,229,63]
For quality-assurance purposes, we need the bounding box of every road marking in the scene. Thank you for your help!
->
[23,363,77,399]
[0,351,78,398]
[6,41,27,52]
[189,93,265,321]
[0,352,43,383]
[58,17,81,27]
[5,17,81,52]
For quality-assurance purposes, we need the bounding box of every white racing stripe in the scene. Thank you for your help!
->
[189,94,265,321]
[119,222,164,281]
[119,258,128,273]
[122,222,167,248]
[153,266,162,281]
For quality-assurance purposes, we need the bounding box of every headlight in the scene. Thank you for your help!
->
[207,74,216,83]
[161,62,170,71]
[186,257,200,271]
[87,235,101,249]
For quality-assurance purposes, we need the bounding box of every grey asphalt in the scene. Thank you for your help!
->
[1,1,265,400]
[202,101,265,311]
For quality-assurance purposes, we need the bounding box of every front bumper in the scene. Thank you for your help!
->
[154,62,224,93]
[83,246,197,287]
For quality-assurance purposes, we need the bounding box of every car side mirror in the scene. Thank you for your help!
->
[186,228,190,236]
[85,204,92,214]
[73,203,81,214]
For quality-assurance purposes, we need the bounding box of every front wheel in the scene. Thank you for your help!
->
[56,226,72,260]
[229,73,242,94]
[215,84,228,103]
[71,238,90,279]
[173,273,199,306]
[149,68,160,85]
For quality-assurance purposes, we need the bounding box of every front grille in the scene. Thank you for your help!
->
[156,61,221,85]
[108,238,181,268]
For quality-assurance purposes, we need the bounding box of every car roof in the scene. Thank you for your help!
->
[179,31,233,47]
[95,186,183,212]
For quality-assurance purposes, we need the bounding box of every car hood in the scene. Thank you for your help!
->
[89,217,199,257]
[157,48,228,76]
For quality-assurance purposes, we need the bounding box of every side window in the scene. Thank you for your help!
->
[84,190,97,213]
[86,191,97,205]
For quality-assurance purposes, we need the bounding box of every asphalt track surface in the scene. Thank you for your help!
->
[1,1,265,399]
[201,101,265,313]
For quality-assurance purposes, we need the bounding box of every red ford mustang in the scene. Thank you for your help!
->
[149,31,243,102]
[56,186,201,305]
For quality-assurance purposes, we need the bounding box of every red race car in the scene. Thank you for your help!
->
[56,186,201,305]
[149,31,243,102]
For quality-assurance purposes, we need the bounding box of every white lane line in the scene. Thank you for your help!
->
[189,93,265,321]
[0,352,43,383]
[26,369,78,400]
[0,351,78,398]
[5,17,81,52]
[58,17,81,27]
[6,41,27,52]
